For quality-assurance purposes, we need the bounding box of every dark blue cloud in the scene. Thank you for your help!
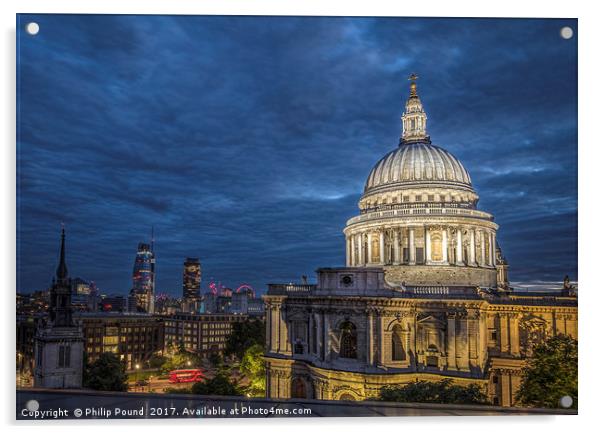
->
[16,15,577,295]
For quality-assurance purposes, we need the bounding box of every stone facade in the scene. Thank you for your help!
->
[34,325,84,389]
[264,270,577,406]
[263,77,577,407]
[33,228,84,389]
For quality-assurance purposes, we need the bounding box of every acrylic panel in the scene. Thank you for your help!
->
[16,14,578,419]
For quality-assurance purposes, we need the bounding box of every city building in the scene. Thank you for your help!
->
[33,227,84,389]
[16,314,40,386]
[71,278,100,312]
[79,313,164,370]
[155,294,182,315]
[263,77,578,406]
[129,241,155,313]
[19,312,165,372]
[202,293,231,314]
[100,294,128,312]
[183,258,201,299]
[164,313,246,356]
[181,258,202,313]
[247,298,266,316]
[16,290,49,315]
[202,285,265,317]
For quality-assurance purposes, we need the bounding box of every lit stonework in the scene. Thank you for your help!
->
[344,74,499,289]
[263,77,577,407]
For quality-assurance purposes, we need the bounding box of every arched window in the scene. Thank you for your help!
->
[339,321,357,359]
[291,378,306,399]
[338,393,356,401]
[431,232,443,261]
[391,325,406,361]
[371,236,380,262]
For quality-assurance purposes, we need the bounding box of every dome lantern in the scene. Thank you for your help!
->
[401,73,430,145]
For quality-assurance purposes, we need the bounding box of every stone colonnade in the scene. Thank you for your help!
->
[346,225,496,268]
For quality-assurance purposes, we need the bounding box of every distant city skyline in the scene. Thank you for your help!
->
[17,16,577,295]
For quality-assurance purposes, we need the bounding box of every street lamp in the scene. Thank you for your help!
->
[135,363,140,385]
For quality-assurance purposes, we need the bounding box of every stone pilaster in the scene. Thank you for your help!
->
[409,228,416,264]
[366,309,374,366]
[379,231,385,265]
[393,230,400,264]
[425,226,431,263]
[499,313,509,354]
[446,313,457,370]
[469,228,476,265]
[442,226,449,264]
[456,228,463,265]
[510,313,520,356]
[323,311,330,361]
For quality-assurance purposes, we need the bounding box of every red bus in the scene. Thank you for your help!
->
[168,369,205,383]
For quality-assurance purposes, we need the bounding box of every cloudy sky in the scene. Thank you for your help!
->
[16,15,577,296]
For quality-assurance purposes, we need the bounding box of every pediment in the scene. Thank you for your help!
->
[417,315,445,327]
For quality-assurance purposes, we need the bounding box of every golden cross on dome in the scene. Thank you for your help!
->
[408,73,419,96]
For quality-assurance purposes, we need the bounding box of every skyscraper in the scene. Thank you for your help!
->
[183,257,201,300]
[130,241,155,313]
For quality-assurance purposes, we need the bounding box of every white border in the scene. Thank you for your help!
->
[2,1,600,433]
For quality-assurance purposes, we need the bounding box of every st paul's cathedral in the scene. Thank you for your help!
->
[263,76,578,407]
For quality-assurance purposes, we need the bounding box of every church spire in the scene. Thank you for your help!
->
[56,224,68,282]
[400,73,430,145]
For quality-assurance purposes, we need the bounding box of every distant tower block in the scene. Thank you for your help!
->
[183,257,202,300]
[34,226,84,389]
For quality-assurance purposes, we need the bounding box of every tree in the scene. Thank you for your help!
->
[148,354,167,370]
[83,352,128,392]
[160,351,196,373]
[239,344,265,397]
[191,371,242,396]
[225,318,265,359]
[208,352,224,370]
[380,379,488,405]
[516,334,578,409]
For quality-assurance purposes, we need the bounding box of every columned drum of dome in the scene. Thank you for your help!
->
[343,76,500,288]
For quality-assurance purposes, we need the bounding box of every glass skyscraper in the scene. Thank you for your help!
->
[130,242,155,313]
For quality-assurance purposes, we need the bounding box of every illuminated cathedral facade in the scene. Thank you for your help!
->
[263,76,577,407]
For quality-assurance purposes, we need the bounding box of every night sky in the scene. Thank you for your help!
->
[16,15,577,296]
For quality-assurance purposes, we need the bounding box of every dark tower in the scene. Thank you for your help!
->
[49,226,73,327]
[34,225,84,388]
[183,258,202,299]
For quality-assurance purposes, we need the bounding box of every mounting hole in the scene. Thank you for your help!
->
[26,399,39,411]
[560,26,573,40]
[559,395,573,408]
[25,22,40,36]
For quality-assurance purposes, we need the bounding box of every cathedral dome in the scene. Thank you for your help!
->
[364,142,473,195]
